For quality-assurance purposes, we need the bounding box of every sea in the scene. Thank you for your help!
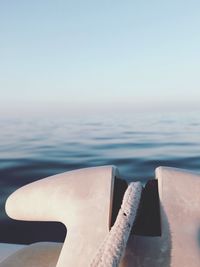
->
[0,110,200,244]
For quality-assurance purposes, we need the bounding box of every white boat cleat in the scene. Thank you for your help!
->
[0,166,200,267]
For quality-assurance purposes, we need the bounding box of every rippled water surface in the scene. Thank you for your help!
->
[0,111,200,243]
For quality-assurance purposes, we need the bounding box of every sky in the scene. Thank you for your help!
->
[0,0,200,115]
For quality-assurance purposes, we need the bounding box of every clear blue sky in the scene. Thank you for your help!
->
[0,0,200,115]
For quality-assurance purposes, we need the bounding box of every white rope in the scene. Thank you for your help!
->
[90,181,142,267]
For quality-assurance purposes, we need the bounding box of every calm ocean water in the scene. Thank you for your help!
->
[0,110,200,243]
